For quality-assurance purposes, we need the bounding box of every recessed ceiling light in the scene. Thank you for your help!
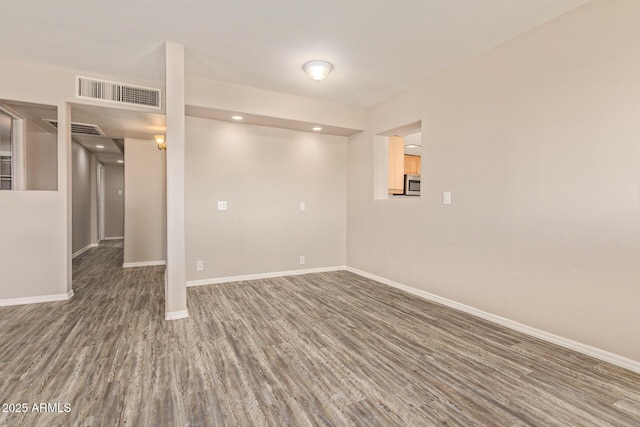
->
[117,160,124,164]
[405,144,420,148]
[312,127,322,131]
[232,115,243,121]
[96,145,105,149]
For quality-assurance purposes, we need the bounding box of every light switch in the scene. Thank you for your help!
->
[217,201,228,211]
[443,192,451,205]
[300,202,306,211]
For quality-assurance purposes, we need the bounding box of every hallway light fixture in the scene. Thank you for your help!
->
[155,135,166,151]
[303,60,333,83]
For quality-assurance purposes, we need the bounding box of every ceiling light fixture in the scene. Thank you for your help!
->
[96,145,105,149]
[303,60,333,83]
[405,144,420,148]
[232,115,243,121]
[312,127,322,131]
[117,160,124,164]
[155,135,166,151]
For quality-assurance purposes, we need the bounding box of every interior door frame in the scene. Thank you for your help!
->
[97,163,105,242]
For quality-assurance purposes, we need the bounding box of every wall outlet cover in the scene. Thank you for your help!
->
[443,192,451,205]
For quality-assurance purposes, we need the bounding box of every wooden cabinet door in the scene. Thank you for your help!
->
[404,155,421,175]
[388,136,404,194]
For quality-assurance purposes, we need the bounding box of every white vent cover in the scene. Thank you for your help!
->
[76,76,161,109]
[44,119,104,136]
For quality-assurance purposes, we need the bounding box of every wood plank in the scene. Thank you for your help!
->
[0,241,638,425]
[388,135,404,194]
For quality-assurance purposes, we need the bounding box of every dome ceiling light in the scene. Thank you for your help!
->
[303,60,333,83]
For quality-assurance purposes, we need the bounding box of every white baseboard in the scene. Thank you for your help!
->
[0,289,74,307]
[103,237,124,241]
[186,265,347,287]
[165,310,189,320]
[72,243,99,259]
[122,260,166,268]
[345,267,640,374]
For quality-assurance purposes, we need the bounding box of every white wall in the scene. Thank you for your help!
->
[185,117,347,282]
[0,59,73,302]
[347,0,640,363]
[124,138,166,265]
[25,118,57,191]
[0,191,69,300]
[103,164,124,239]
[71,141,92,253]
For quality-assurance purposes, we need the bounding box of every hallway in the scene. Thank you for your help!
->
[1,240,171,426]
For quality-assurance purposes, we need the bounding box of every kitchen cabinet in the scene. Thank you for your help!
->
[404,155,421,175]
[388,136,404,194]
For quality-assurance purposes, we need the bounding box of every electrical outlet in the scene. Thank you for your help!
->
[299,256,305,265]
[217,201,227,211]
[300,202,306,211]
[196,260,204,271]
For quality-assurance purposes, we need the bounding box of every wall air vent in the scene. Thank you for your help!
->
[44,119,105,136]
[76,76,161,109]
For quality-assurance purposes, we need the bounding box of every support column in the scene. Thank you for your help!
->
[89,154,98,245]
[60,102,73,295]
[164,42,188,320]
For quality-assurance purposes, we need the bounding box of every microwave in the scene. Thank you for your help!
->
[404,174,420,196]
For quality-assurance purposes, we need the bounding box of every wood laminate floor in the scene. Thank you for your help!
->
[1,241,639,426]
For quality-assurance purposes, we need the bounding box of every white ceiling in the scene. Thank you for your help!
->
[0,100,165,164]
[74,136,124,165]
[1,0,589,108]
[404,132,422,157]
[70,104,165,141]
[70,104,165,164]
[0,100,125,164]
